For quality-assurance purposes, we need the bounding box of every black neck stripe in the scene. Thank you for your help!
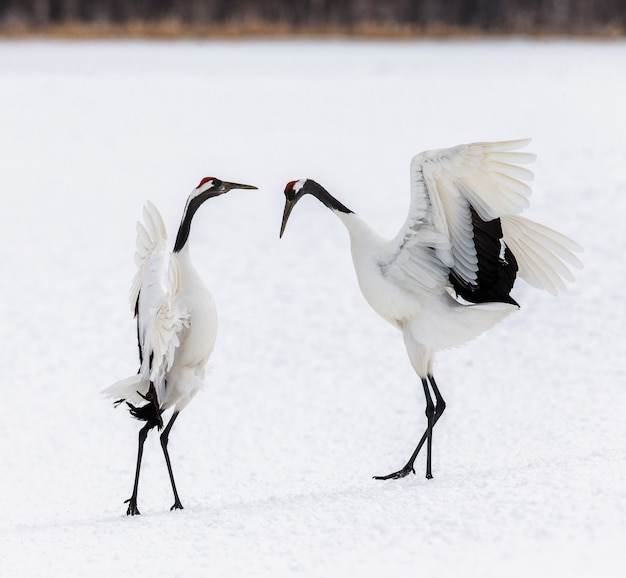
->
[173,195,206,253]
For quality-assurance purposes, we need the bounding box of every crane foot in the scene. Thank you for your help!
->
[373,464,415,480]
[124,497,141,516]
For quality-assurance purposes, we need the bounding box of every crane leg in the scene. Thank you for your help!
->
[422,377,435,479]
[160,411,184,511]
[374,375,446,481]
[125,421,154,515]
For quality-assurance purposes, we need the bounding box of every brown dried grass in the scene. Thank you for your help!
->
[0,18,624,40]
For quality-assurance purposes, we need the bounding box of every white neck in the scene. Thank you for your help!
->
[335,210,388,254]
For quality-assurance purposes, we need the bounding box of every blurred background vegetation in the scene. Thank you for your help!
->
[1,0,625,36]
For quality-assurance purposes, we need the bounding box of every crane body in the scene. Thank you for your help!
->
[280,140,582,480]
[103,177,256,515]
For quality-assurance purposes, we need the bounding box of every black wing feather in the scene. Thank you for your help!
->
[450,208,519,306]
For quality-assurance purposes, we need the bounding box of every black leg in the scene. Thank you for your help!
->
[422,377,435,479]
[125,421,154,516]
[160,411,184,511]
[374,374,446,481]
[429,375,446,422]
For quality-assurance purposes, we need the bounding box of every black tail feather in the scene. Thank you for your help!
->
[126,384,164,430]
[126,401,163,429]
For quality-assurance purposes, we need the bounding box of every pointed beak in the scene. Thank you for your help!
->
[280,198,297,238]
[222,181,258,192]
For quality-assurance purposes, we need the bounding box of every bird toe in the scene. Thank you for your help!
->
[373,465,416,481]
[124,498,141,516]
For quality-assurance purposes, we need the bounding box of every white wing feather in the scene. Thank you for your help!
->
[148,256,190,403]
[383,139,535,292]
[130,201,168,312]
[129,201,190,406]
[502,215,583,295]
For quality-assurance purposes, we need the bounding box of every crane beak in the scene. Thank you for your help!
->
[222,181,258,192]
[280,198,296,238]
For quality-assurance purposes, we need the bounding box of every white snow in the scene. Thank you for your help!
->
[0,38,625,577]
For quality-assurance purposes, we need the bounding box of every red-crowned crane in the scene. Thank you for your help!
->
[279,140,582,480]
[103,177,257,515]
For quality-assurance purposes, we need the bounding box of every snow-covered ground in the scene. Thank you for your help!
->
[0,38,625,577]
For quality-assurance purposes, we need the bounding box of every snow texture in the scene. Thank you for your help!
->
[0,39,625,577]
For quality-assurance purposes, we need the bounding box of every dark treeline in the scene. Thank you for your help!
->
[2,0,626,34]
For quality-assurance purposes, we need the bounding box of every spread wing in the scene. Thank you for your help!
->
[381,139,581,300]
[130,201,190,406]
[381,140,536,299]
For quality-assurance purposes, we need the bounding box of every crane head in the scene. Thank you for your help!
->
[193,176,257,201]
[280,179,308,238]
[280,179,353,238]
